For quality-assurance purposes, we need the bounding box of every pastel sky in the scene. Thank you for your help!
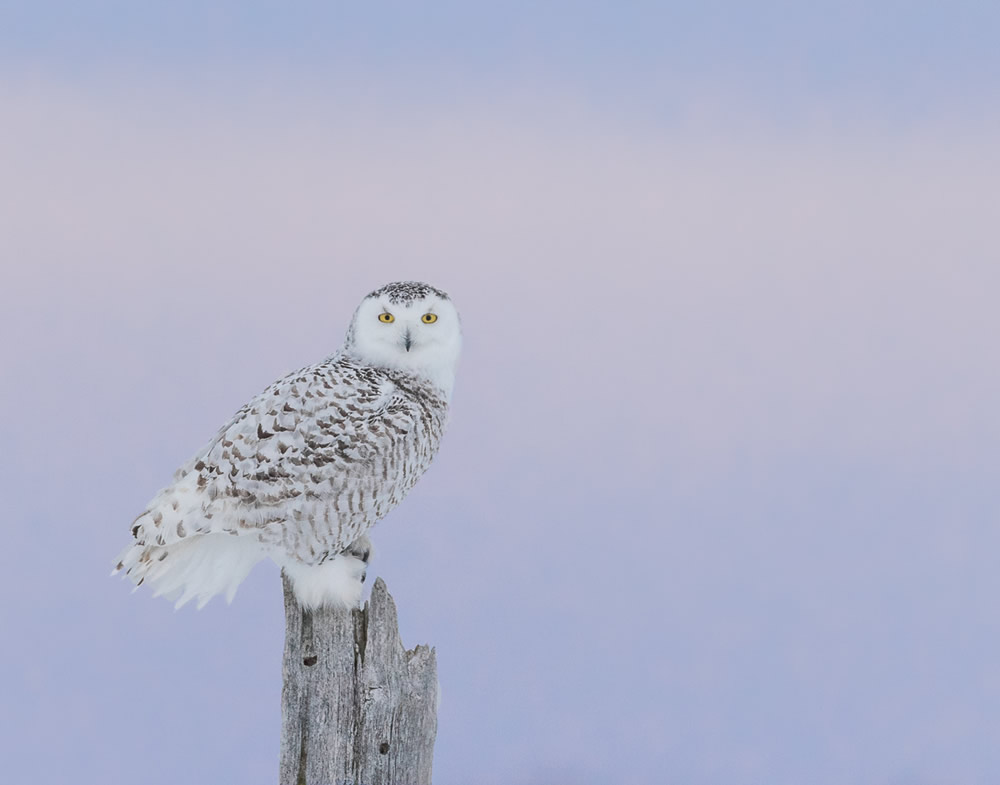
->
[2,3,999,784]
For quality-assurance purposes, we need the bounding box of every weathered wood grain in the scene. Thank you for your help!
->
[279,575,438,785]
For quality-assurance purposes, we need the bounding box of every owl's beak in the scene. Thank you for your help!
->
[403,330,413,352]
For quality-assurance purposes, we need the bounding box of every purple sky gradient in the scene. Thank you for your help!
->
[2,80,999,784]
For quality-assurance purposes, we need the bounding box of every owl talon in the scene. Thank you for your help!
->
[343,534,373,567]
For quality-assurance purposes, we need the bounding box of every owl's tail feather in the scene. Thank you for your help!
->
[113,533,266,610]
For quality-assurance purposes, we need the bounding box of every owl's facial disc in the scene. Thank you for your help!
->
[346,282,462,396]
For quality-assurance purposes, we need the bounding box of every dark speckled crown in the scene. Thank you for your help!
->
[366,281,449,305]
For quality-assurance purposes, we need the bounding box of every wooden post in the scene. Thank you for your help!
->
[279,575,439,785]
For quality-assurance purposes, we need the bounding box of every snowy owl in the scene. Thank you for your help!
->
[113,281,461,610]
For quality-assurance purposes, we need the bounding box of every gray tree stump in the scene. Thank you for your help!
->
[279,575,439,785]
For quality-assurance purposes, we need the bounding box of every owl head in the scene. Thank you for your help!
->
[345,281,462,396]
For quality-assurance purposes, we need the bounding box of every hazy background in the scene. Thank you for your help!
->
[2,3,999,784]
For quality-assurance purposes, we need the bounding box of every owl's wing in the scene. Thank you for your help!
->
[127,360,417,552]
[115,358,449,608]
[115,360,423,607]
[196,363,414,513]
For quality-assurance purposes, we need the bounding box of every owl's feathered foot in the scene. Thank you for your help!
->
[276,535,374,610]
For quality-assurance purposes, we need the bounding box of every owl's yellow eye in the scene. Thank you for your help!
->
[378,312,395,323]
[421,313,438,324]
